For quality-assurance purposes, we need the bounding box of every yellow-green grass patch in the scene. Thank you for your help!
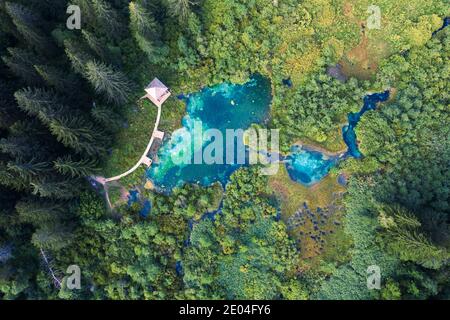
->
[269,165,351,264]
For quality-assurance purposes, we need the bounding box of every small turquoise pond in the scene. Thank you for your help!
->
[285,146,339,186]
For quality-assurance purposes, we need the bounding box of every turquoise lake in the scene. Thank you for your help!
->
[147,75,390,192]
[147,75,272,192]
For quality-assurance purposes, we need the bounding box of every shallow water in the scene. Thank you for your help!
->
[286,91,390,185]
[147,75,390,192]
[285,146,339,186]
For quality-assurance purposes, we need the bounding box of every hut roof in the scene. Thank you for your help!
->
[145,78,169,101]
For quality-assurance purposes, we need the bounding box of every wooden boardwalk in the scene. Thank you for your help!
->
[102,102,162,183]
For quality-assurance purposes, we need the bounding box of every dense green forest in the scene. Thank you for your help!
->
[0,0,449,300]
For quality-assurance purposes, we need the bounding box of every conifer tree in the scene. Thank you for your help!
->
[81,29,107,59]
[31,178,82,199]
[34,64,79,93]
[0,137,29,158]
[2,47,43,85]
[0,161,29,191]
[4,2,54,54]
[14,87,61,120]
[64,40,92,75]
[15,88,107,157]
[166,0,197,23]
[53,155,99,178]
[31,226,74,251]
[7,158,51,181]
[84,60,132,106]
[90,0,124,39]
[129,1,160,59]
[71,0,96,27]
[379,205,449,269]
[15,197,67,226]
[48,115,107,157]
[0,1,17,38]
[0,81,20,128]
[91,103,122,132]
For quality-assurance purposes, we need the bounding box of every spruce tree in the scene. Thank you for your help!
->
[91,103,122,132]
[4,2,54,54]
[34,64,79,93]
[0,137,29,158]
[15,88,107,157]
[2,47,43,85]
[81,30,107,60]
[166,0,197,22]
[31,178,82,199]
[53,155,99,178]
[0,80,20,128]
[380,205,449,269]
[15,197,67,226]
[31,226,74,251]
[90,0,124,39]
[84,60,132,106]
[49,115,107,157]
[0,161,29,191]
[7,158,51,181]
[64,40,92,75]
[129,1,159,59]
[14,87,61,121]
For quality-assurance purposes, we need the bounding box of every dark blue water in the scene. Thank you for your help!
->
[433,17,450,35]
[342,17,448,158]
[175,261,183,276]
[127,190,152,217]
[282,78,293,87]
[342,91,390,158]
[140,200,152,217]
[285,91,389,183]
[337,173,348,186]
[201,200,223,222]
[127,190,140,206]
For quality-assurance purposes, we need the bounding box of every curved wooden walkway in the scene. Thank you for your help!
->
[105,102,161,183]
[99,102,162,184]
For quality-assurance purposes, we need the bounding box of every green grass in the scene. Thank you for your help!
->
[102,99,157,178]
[269,166,345,217]
[269,165,352,265]
[159,98,186,133]
[121,166,147,190]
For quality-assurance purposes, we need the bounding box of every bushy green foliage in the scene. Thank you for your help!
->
[183,168,305,300]
[319,29,449,299]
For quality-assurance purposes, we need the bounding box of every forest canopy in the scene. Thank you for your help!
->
[0,0,449,300]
